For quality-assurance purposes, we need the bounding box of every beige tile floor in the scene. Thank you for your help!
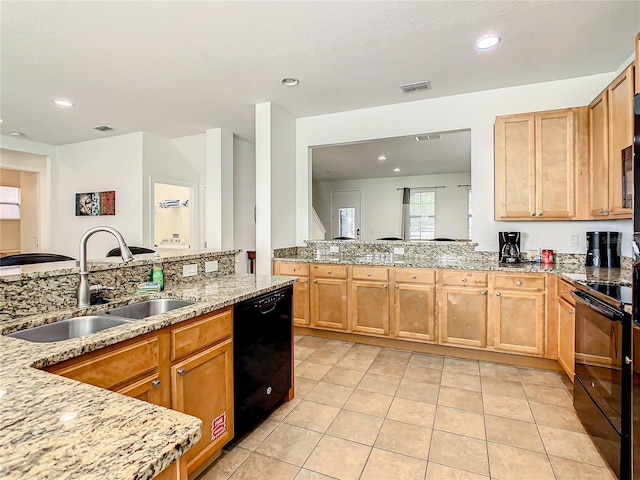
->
[199,335,616,480]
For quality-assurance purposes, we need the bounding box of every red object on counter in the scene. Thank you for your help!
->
[541,249,554,264]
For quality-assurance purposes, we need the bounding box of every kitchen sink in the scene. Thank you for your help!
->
[104,298,196,320]
[6,316,132,343]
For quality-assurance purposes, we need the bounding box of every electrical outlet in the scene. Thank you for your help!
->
[393,247,405,255]
[329,246,339,253]
[205,260,219,273]
[569,234,579,247]
[182,264,198,277]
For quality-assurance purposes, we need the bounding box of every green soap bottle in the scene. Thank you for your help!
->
[151,252,164,290]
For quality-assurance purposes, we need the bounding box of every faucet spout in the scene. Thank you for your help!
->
[77,226,134,308]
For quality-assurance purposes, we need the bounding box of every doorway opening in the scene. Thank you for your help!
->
[331,189,361,240]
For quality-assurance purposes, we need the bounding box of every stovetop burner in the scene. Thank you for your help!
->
[580,282,632,306]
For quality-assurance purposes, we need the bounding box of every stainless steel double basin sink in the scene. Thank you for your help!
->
[7,299,196,343]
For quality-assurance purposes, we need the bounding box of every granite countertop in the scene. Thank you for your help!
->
[0,273,297,480]
[273,254,632,285]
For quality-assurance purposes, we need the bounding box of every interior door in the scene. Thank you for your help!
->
[331,189,361,240]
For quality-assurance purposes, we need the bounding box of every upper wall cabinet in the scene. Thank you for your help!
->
[636,33,640,94]
[589,64,635,219]
[495,108,587,221]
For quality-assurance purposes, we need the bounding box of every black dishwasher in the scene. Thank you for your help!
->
[233,286,292,439]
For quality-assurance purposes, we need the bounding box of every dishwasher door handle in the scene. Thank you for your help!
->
[258,303,277,315]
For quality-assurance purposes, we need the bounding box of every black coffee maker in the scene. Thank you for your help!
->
[499,232,521,263]
[586,231,621,267]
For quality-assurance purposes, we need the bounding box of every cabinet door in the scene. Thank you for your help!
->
[293,277,310,326]
[115,373,167,407]
[491,290,545,356]
[557,298,575,381]
[350,280,389,336]
[392,283,436,342]
[535,110,575,218]
[439,287,488,348]
[608,65,634,217]
[310,277,348,330]
[589,92,610,216]
[495,115,536,219]
[171,338,234,476]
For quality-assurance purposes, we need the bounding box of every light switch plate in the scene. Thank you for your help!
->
[393,247,405,255]
[329,246,339,253]
[183,264,198,277]
[205,260,219,273]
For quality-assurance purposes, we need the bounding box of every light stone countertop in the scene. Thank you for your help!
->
[0,273,297,480]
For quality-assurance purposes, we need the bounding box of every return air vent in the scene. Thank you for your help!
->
[400,80,431,93]
[94,125,114,132]
[416,134,441,142]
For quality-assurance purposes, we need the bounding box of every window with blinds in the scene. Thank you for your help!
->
[409,188,436,240]
[0,186,21,219]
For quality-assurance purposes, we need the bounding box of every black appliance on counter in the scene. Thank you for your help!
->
[233,286,292,440]
[586,231,621,268]
[499,231,521,263]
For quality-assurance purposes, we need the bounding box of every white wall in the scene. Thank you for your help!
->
[233,136,256,273]
[314,172,471,241]
[297,72,634,256]
[54,133,144,259]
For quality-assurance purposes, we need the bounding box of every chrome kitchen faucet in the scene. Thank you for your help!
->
[77,226,134,307]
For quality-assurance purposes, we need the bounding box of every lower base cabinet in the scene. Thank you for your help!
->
[439,286,488,348]
[491,290,545,355]
[392,283,436,342]
[171,338,234,476]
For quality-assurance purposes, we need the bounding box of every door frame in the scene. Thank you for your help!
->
[329,189,362,240]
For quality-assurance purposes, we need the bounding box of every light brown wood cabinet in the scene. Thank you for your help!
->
[588,64,635,219]
[349,266,389,336]
[438,270,488,348]
[636,32,640,94]
[273,261,310,326]
[310,264,348,330]
[391,268,436,343]
[557,279,576,381]
[489,273,546,356]
[495,108,587,220]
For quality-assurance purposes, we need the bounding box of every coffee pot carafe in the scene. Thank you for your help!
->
[499,232,521,263]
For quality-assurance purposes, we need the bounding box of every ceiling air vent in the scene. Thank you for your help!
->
[94,125,114,132]
[400,80,431,94]
[416,134,441,142]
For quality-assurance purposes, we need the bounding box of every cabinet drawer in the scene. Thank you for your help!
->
[393,268,435,284]
[277,262,309,276]
[493,274,545,291]
[558,279,576,305]
[53,336,159,390]
[312,264,348,279]
[352,266,388,281]
[171,308,232,361]
[441,270,487,287]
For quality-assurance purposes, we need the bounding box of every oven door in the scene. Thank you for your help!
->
[572,290,626,477]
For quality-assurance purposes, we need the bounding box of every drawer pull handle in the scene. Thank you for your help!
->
[177,368,186,376]
[496,292,501,296]
[367,273,372,277]
[516,281,522,286]
[461,278,467,282]
[625,356,633,365]
[412,275,417,279]
[152,380,161,389]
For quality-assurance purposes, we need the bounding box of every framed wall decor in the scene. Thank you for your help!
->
[75,190,115,216]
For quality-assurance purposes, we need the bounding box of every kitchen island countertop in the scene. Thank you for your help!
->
[0,273,296,480]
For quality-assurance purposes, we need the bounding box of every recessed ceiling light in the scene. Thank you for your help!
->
[281,77,299,87]
[378,155,386,161]
[393,168,401,172]
[54,99,74,108]
[475,35,500,50]
[10,131,23,136]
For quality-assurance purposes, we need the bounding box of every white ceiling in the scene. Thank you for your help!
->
[312,130,471,181]
[1,1,638,147]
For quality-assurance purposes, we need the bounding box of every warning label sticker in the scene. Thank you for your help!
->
[212,412,227,441]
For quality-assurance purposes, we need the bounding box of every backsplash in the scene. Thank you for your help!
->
[0,251,238,321]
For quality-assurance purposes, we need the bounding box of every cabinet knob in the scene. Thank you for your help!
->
[383,284,388,288]
[604,209,610,214]
[531,212,536,216]
[303,278,308,283]
[516,281,522,286]
[568,310,575,315]
[313,279,318,283]
[177,368,186,376]
[461,278,467,282]
[561,289,567,293]
[481,291,487,296]
[538,212,543,216]
[292,268,295,272]
[496,292,501,296]
[152,380,161,389]
[395,285,399,289]
[367,273,371,277]
[411,275,417,279]
[625,356,633,365]
[327,270,332,274]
